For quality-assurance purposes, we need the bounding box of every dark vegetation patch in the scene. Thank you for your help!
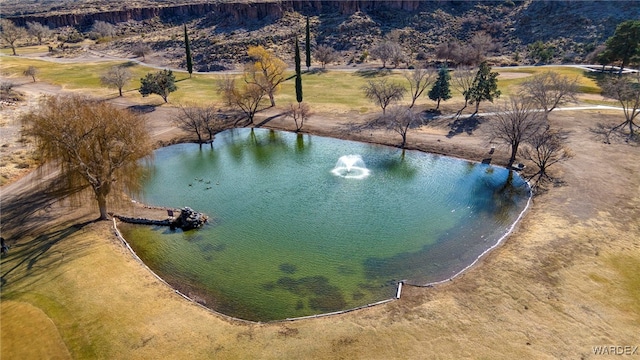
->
[273,275,347,312]
[277,326,299,338]
[278,262,298,274]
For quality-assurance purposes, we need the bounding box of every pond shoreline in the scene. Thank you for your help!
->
[115,129,532,322]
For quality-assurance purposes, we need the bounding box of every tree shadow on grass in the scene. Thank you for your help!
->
[343,116,379,133]
[1,171,89,241]
[0,219,93,291]
[254,112,287,128]
[0,172,97,291]
[120,61,137,68]
[127,104,160,114]
[590,122,640,145]
[354,69,391,78]
[306,68,327,75]
[446,115,482,138]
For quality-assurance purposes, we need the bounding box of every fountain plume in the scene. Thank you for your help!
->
[332,155,370,179]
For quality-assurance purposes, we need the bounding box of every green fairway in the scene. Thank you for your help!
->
[0,55,607,112]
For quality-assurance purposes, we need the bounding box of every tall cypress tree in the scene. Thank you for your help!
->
[295,37,303,103]
[305,16,311,71]
[184,24,193,78]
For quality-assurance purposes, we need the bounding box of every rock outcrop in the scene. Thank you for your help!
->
[114,207,208,230]
[176,207,208,230]
[5,1,422,29]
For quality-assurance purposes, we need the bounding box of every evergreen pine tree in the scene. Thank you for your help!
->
[184,24,193,78]
[604,20,640,76]
[295,38,303,103]
[305,16,311,71]
[139,69,178,103]
[428,66,452,110]
[468,62,501,115]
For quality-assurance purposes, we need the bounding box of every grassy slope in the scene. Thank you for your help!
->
[1,55,638,359]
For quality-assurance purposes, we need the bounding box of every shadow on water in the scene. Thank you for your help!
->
[224,129,310,166]
[377,151,418,180]
[248,129,288,166]
[363,167,529,284]
[467,168,530,225]
[295,133,312,155]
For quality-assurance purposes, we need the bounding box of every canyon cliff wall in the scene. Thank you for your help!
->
[5,1,423,28]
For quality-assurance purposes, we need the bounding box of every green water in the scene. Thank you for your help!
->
[119,128,530,321]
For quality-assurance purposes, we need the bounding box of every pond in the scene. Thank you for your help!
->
[119,128,530,322]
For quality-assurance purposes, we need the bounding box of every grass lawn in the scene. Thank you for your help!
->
[498,66,601,94]
[1,52,586,125]
[1,45,52,56]
[1,55,610,114]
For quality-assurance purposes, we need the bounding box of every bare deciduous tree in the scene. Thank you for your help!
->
[218,77,266,125]
[174,103,221,144]
[314,45,339,69]
[586,44,612,71]
[435,39,460,66]
[217,76,236,107]
[362,79,406,115]
[390,46,406,68]
[26,21,51,45]
[286,102,311,132]
[0,81,15,96]
[601,73,640,142]
[132,42,151,61]
[370,41,403,68]
[451,44,476,66]
[92,21,116,38]
[379,106,421,148]
[485,97,546,169]
[100,65,132,96]
[520,71,578,120]
[468,32,499,66]
[0,19,27,55]
[21,95,152,220]
[453,66,475,116]
[23,66,38,82]
[404,68,435,108]
[520,128,572,183]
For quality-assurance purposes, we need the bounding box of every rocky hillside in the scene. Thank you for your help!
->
[2,1,638,70]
